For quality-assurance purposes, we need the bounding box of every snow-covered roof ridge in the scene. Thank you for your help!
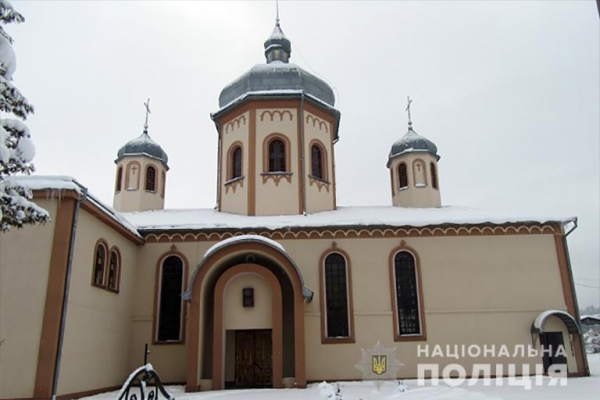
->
[8,175,142,239]
[123,205,575,232]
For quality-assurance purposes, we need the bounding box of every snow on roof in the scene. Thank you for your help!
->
[204,234,284,257]
[10,175,142,239]
[14,176,574,237]
[123,205,574,232]
[581,314,600,321]
[531,309,580,334]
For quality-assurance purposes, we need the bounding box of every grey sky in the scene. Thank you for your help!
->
[8,1,600,307]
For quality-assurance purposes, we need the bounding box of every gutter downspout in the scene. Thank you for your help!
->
[299,93,307,215]
[51,182,88,400]
[561,219,590,376]
[212,116,223,211]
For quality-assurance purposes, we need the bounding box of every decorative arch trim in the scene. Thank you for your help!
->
[185,237,312,301]
[91,239,109,288]
[318,246,355,344]
[412,158,428,187]
[530,310,580,334]
[153,249,189,344]
[185,240,308,391]
[125,160,141,191]
[388,241,427,341]
[107,246,121,292]
[145,164,158,193]
[262,133,292,180]
[309,139,329,183]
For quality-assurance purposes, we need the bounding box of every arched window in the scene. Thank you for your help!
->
[231,146,242,179]
[398,163,408,188]
[430,162,438,189]
[324,253,350,338]
[268,139,286,172]
[115,167,123,192]
[145,165,157,192]
[393,251,422,336]
[311,144,324,180]
[107,249,120,291]
[92,242,107,287]
[157,256,184,342]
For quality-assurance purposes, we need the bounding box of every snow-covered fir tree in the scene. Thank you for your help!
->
[0,0,48,230]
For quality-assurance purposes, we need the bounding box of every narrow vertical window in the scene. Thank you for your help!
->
[431,162,438,189]
[115,167,123,192]
[231,146,242,179]
[394,251,421,335]
[107,249,120,291]
[157,256,184,342]
[161,170,166,198]
[268,139,286,172]
[146,165,157,192]
[398,163,408,188]
[311,144,324,179]
[93,243,106,287]
[413,160,427,187]
[324,253,350,338]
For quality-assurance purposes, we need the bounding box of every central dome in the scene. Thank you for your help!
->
[218,21,335,108]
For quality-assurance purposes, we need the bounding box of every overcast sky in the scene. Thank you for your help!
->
[7,1,599,307]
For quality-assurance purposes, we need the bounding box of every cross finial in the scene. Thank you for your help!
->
[275,0,280,25]
[143,98,151,132]
[406,96,413,130]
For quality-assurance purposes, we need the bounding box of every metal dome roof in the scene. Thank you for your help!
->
[218,62,335,108]
[387,126,439,167]
[116,130,169,168]
[218,21,335,108]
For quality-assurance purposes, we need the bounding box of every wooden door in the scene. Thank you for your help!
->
[540,332,568,374]
[235,330,272,388]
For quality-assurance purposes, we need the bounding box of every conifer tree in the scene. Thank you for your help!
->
[0,0,48,230]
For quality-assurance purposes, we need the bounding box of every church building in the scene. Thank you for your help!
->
[0,17,589,400]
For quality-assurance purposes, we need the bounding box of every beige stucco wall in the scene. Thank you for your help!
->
[55,208,139,395]
[280,233,566,380]
[220,111,249,215]
[255,108,300,215]
[0,199,57,399]
[223,273,272,330]
[304,111,335,214]
[130,241,210,384]
[390,152,441,208]
[133,230,572,384]
[113,156,166,212]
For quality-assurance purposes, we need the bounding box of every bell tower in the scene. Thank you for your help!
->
[113,100,169,212]
[212,18,341,216]
[387,98,442,208]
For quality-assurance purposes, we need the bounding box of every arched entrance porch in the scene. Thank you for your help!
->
[530,310,585,376]
[183,236,313,391]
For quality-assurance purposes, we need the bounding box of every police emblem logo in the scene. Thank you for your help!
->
[355,340,404,387]
[372,354,387,376]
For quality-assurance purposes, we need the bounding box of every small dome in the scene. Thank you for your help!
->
[264,23,291,58]
[116,130,169,167]
[388,127,439,166]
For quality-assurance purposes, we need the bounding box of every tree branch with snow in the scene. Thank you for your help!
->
[0,0,48,231]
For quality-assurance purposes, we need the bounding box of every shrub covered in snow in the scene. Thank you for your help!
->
[0,0,48,230]
[584,327,600,353]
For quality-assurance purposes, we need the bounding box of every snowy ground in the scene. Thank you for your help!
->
[82,354,600,400]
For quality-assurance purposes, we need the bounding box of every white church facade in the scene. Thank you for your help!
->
[0,19,589,400]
